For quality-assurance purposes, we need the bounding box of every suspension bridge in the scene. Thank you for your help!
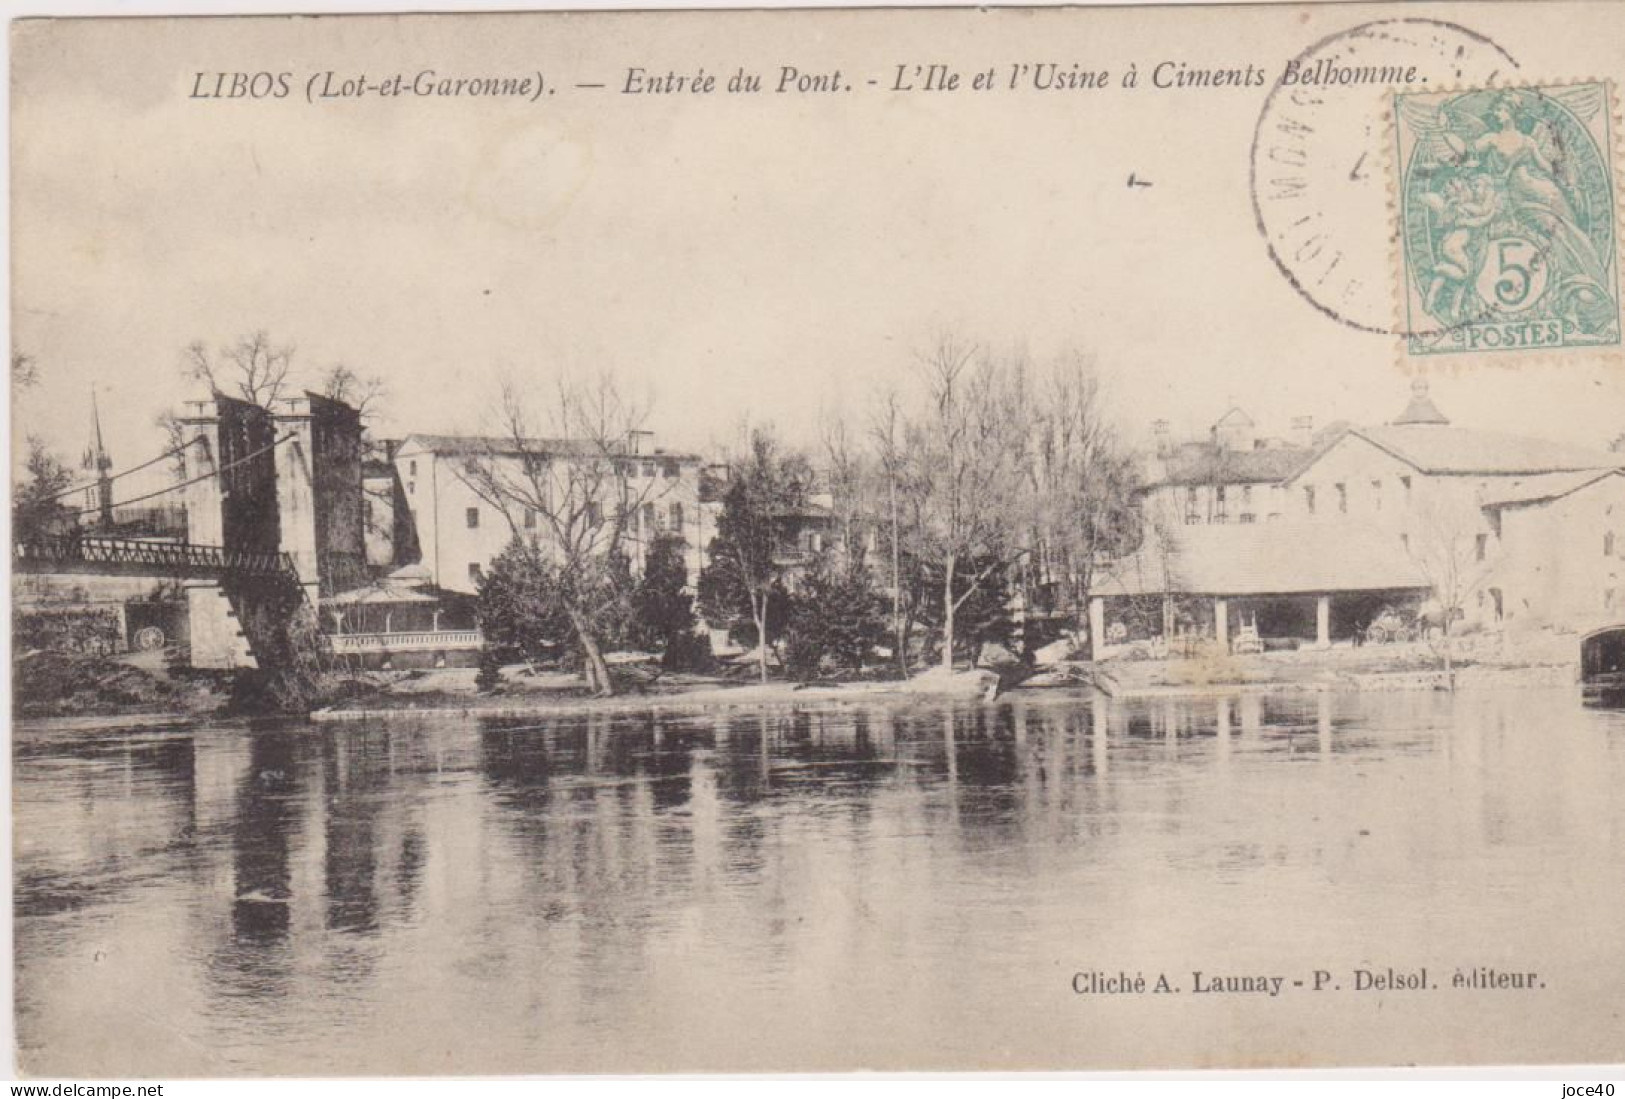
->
[15,392,362,687]
[12,429,301,582]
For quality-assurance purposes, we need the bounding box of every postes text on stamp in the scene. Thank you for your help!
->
[1395,82,1619,357]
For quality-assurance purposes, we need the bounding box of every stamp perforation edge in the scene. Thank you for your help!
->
[1381,74,1625,375]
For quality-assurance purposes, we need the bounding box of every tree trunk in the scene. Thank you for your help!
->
[890,478,907,680]
[753,596,770,685]
[941,552,957,671]
[568,607,614,697]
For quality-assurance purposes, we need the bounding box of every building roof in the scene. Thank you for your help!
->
[1344,425,1623,476]
[322,583,439,606]
[1146,444,1312,488]
[398,432,702,463]
[1097,521,1427,598]
[1479,468,1624,509]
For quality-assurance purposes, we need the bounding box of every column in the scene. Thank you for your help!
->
[179,400,223,546]
[1089,596,1106,661]
[1315,594,1331,650]
[271,395,321,601]
[1214,598,1229,651]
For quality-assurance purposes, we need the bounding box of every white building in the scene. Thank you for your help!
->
[393,432,712,595]
[1140,407,1316,527]
[1282,379,1623,631]
[1094,380,1624,653]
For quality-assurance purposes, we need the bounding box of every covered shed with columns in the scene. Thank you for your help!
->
[1088,521,1430,658]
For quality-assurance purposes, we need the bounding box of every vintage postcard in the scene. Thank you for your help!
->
[9,0,1625,1078]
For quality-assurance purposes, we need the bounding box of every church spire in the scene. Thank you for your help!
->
[1392,378,1450,426]
[87,386,115,526]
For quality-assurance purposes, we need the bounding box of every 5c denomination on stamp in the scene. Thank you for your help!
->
[1395,81,1620,356]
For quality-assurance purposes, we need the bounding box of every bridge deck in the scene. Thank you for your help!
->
[13,535,298,581]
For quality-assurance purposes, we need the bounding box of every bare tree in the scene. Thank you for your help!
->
[450,371,669,696]
[12,436,77,542]
[183,330,296,408]
[1123,492,1192,648]
[818,406,879,567]
[1024,353,1139,630]
[1406,498,1494,685]
[319,363,387,422]
[154,410,190,480]
[869,389,912,675]
[902,335,1033,671]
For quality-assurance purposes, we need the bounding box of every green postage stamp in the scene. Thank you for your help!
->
[1395,82,1620,356]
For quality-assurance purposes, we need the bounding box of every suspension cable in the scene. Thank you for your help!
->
[59,432,297,520]
[39,436,203,505]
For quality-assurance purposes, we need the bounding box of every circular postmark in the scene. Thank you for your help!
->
[1250,18,1519,337]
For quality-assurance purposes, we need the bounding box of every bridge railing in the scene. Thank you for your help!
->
[13,534,298,580]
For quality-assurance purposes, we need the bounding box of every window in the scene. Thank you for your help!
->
[1400,533,1410,552]
[1371,479,1383,511]
[642,502,656,530]
[662,460,679,479]
[1214,485,1228,523]
[1476,533,1488,562]
[408,480,416,496]
[468,562,484,584]
[586,501,602,527]
[1335,483,1348,514]
[409,460,418,476]
[524,508,537,530]
[466,507,480,529]
[1606,531,1617,556]
[1184,487,1200,524]
[643,461,657,479]
[1400,475,1412,502]
[1304,485,1316,515]
[669,501,684,531]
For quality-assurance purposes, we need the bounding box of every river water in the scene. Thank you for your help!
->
[13,688,1625,1075]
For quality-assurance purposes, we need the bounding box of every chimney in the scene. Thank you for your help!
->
[1291,416,1314,449]
[626,429,654,455]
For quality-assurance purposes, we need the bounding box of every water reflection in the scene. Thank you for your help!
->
[13,688,1625,1075]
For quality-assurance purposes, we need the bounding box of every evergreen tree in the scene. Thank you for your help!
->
[696,431,806,683]
[474,537,573,668]
[784,557,887,679]
[631,533,702,669]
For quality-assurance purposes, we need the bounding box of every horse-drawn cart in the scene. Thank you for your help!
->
[1364,607,1419,645]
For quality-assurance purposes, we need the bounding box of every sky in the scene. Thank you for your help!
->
[11,4,1625,481]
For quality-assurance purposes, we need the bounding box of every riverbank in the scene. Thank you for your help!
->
[1095,629,1581,697]
[308,633,1582,723]
[11,650,233,720]
[14,629,1584,725]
